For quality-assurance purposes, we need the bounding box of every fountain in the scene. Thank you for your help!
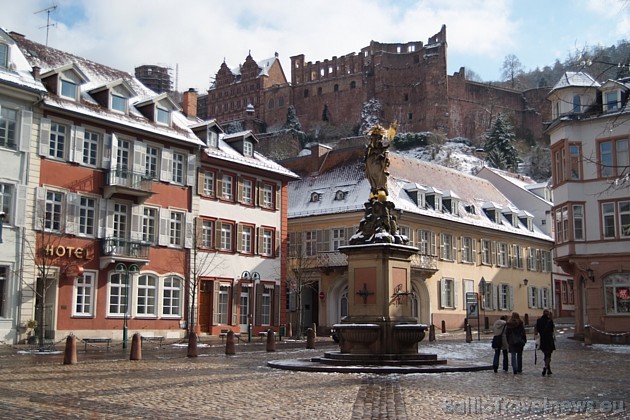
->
[269,125,491,373]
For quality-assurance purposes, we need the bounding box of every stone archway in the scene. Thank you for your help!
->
[326,274,348,327]
[411,277,431,325]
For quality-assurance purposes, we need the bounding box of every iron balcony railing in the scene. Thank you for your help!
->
[101,237,150,259]
[105,168,154,193]
[289,250,437,271]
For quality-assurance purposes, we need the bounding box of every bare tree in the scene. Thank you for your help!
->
[501,54,525,88]
[286,237,320,339]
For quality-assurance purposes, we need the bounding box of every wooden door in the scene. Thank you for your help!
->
[199,280,212,333]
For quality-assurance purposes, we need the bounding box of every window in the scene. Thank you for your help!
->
[0,106,17,149]
[481,240,492,265]
[440,233,454,260]
[111,94,126,113]
[541,250,552,272]
[172,152,184,184]
[142,207,157,244]
[0,43,7,68]
[243,141,253,157]
[461,236,474,263]
[419,230,436,256]
[73,271,95,317]
[49,122,67,159]
[528,286,539,308]
[605,91,619,111]
[220,222,233,251]
[81,130,99,166]
[169,211,184,246]
[261,228,273,256]
[332,228,347,250]
[561,280,574,305]
[240,225,253,253]
[513,245,523,269]
[261,184,274,209]
[156,107,170,125]
[399,226,411,245]
[527,248,537,271]
[498,284,513,311]
[0,184,12,224]
[497,242,508,267]
[440,278,455,308]
[203,171,215,197]
[573,204,584,240]
[60,79,78,99]
[350,81,357,89]
[108,273,130,316]
[602,202,616,238]
[78,196,96,236]
[569,144,581,180]
[241,179,253,205]
[162,276,182,316]
[572,95,581,113]
[261,287,272,325]
[600,139,629,178]
[605,274,630,313]
[481,282,494,310]
[620,201,630,238]
[45,191,63,232]
[145,146,159,178]
[217,284,230,324]
[221,174,234,200]
[305,231,317,256]
[136,274,157,316]
[201,219,213,248]
[555,206,569,243]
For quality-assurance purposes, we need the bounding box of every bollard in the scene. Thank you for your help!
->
[484,316,490,331]
[465,324,473,343]
[441,320,446,334]
[130,333,142,360]
[429,324,436,342]
[187,332,198,358]
[225,331,236,355]
[266,329,276,352]
[306,328,315,349]
[584,325,592,346]
[63,334,77,365]
[287,323,293,339]
[524,313,529,327]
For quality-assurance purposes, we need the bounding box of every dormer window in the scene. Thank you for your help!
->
[605,91,619,112]
[310,192,322,202]
[464,204,476,215]
[135,93,178,126]
[208,130,218,148]
[243,140,253,157]
[335,190,347,201]
[156,106,170,125]
[0,43,8,68]
[89,79,134,114]
[60,78,78,99]
[482,203,502,224]
[111,93,126,113]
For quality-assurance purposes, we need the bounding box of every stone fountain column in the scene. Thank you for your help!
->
[337,243,424,356]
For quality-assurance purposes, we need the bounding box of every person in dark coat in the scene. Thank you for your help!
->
[505,312,527,374]
[535,309,556,376]
[492,315,509,372]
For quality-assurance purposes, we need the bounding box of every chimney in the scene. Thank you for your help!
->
[182,88,197,118]
[32,66,41,81]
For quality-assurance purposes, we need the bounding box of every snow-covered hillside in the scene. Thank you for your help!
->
[395,140,485,175]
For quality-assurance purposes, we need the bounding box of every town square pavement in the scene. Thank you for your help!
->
[0,322,628,419]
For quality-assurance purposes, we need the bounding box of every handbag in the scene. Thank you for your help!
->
[512,332,525,348]
[491,334,502,349]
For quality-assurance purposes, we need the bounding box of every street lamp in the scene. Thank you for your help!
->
[241,271,260,342]
[115,262,139,349]
[479,277,487,331]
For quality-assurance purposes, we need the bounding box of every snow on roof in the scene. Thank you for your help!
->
[10,31,204,148]
[231,55,278,78]
[550,71,600,92]
[0,28,47,94]
[204,133,299,179]
[289,154,550,241]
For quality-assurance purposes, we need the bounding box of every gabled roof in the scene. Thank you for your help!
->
[0,28,47,94]
[223,130,259,144]
[89,78,136,97]
[549,71,600,93]
[134,92,180,111]
[40,62,89,83]
[231,55,279,78]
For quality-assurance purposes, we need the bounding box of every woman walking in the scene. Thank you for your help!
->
[535,309,556,376]
[506,312,527,374]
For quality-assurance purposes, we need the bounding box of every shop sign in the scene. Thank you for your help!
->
[44,245,90,260]
[617,288,629,300]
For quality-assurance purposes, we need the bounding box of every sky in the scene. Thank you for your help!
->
[1,0,629,92]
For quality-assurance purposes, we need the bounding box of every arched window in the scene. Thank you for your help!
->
[137,274,157,316]
[163,275,182,316]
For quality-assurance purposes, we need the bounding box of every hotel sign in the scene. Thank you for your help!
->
[44,245,90,260]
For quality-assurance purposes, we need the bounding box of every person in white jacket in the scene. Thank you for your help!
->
[492,315,509,372]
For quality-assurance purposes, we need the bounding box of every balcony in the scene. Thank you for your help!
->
[289,251,437,275]
[99,237,150,269]
[409,253,438,272]
[103,168,154,203]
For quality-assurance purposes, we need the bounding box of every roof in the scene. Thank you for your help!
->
[9,31,205,148]
[0,28,47,94]
[549,71,600,93]
[289,153,551,241]
[231,55,279,78]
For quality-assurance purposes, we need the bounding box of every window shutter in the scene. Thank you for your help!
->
[212,281,220,325]
[65,192,79,235]
[495,284,501,310]
[186,153,196,187]
[197,170,204,196]
[527,286,534,308]
[275,229,280,257]
[508,285,514,310]
[184,212,194,249]
[275,185,281,210]
[538,288,544,309]
[453,236,458,262]
[70,125,84,163]
[430,232,437,256]
[274,284,281,325]
[471,239,477,264]
[536,250,541,272]
[216,172,223,198]
[160,148,172,182]
[453,280,458,308]
[255,283,263,325]
[439,279,446,309]
[133,141,146,174]
[215,219,222,250]
[158,208,169,246]
[109,133,118,170]
[13,184,27,227]
[97,198,108,238]
[18,109,32,153]
[130,205,142,241]
[491,241,497,266]
[102,133,112,169]
[231,283,239,325]
[257,227,263,255]
[39,118,50,156]
[237,177,244,203]
[33,187,46,230]
[105,200,115,239]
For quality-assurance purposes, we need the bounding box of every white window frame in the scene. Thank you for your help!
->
[82,130,99,167]
[498,284,513,311]
[73,271,96,317]
[49,121,67,160]
[331,228,346,250]
[221,174,234,200]
[162,276,182,317]
[261,287,272,325]
[619,201,630,238]
[262,228,273,256]
[145,145,159,179]
[142,207,158,244]
[602,202,616,239]
[45,190,64,232]
[203,171,215,197]
[241,225,253,254]
[243,140,253,157]
[440,233,454,261]
[220,222,233,251]
[0,105,17,149]
[108,272,131,317]
[262,183,274,209]
[0,183,13,225]
[201,219,213,249]
[242,179,253,205]
[171,152,185,184]
[136,274,157,317]
[60,78,78,100]
[461,236,474,263]
[481,239,492,265]
[573,204,585,240]
[78,196,96,237]
[169,210,184,247]
[439,278,455,309]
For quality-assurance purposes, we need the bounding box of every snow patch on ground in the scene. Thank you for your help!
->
[396,141,485,175]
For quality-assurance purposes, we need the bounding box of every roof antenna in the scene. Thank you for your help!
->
[34,4,57,47]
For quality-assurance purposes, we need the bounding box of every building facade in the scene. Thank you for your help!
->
[547,71,630,343]
[283,144,555,334]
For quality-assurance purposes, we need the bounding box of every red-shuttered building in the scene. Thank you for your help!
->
[12,32,207,344]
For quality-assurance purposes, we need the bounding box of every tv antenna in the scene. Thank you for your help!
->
[34,4,57,47]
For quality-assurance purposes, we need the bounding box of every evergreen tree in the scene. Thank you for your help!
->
[484,113,520,171]
[283,105,302,131]
[359,98,382,135]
